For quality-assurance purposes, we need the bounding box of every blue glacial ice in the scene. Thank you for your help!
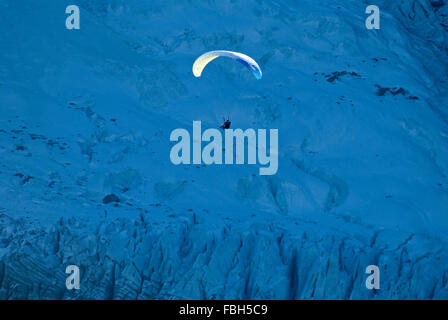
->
[0,0,448,299]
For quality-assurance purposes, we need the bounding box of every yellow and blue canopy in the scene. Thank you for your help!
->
[192,50,262,80]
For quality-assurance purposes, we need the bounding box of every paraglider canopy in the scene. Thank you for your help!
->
[192,50,262,80]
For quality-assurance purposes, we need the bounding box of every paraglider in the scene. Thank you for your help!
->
[192,50,262,80]
[220,118,231,130]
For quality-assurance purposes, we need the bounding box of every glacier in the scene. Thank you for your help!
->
[0,0,448,299]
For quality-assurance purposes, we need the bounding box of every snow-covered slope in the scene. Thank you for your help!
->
[0,0,447,299]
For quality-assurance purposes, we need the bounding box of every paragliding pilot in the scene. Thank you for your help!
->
[220,118,231,130]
